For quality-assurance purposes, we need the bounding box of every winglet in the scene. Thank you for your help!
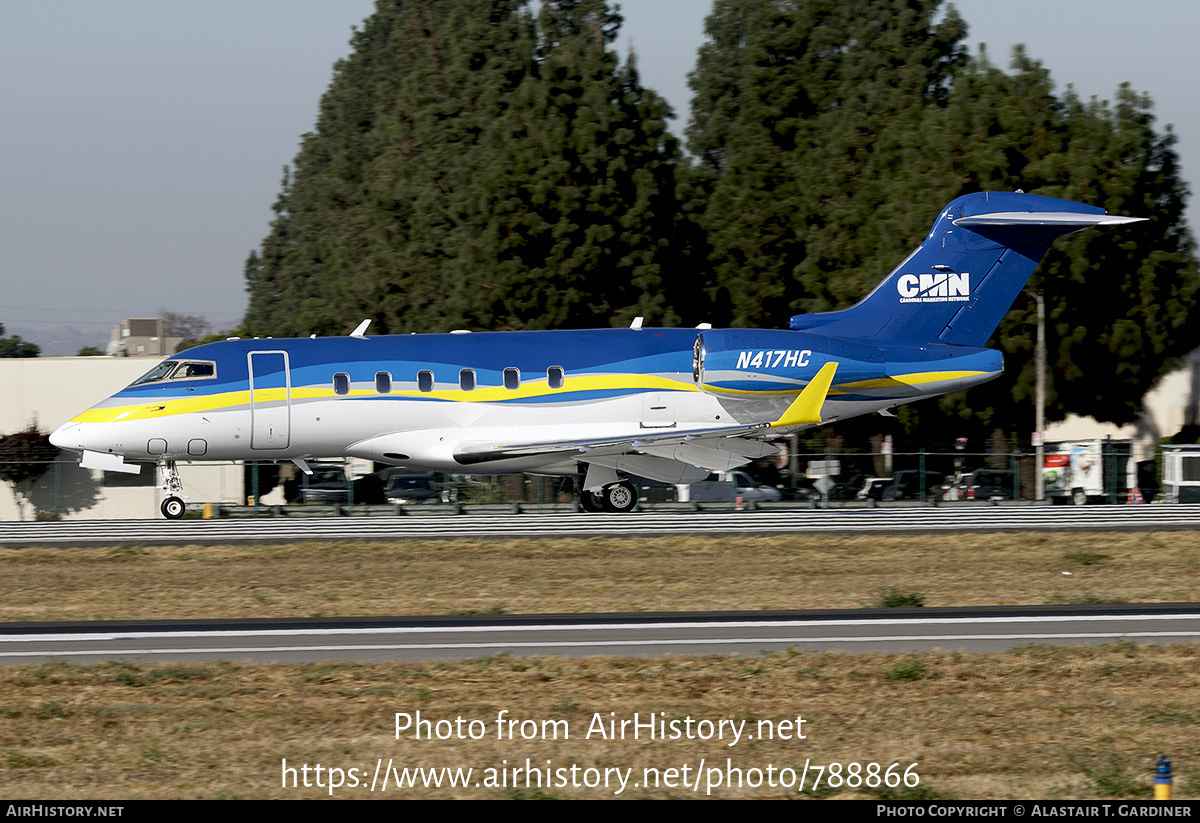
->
[770,362,838,428]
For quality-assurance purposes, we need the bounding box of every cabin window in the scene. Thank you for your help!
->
[417,370,434,393]
[333,372,350,395]
[459,369,476,392]
[547,366,564,389]
[503,367,520,391]
[375,371,391,394]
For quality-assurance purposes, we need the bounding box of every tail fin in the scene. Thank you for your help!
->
[789,191,1143,346]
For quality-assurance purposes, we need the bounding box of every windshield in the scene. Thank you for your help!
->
[131,360,217,386]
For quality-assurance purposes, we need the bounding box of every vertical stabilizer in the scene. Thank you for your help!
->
[789,192,1143,346]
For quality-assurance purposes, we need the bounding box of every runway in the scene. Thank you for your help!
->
[2,503,1197,546]
[4,605,1199,664]
[4,507,1196,666]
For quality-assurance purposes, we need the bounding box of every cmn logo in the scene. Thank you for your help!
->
[896,272,970,303]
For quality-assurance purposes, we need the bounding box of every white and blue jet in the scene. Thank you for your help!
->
[51,191,1143,517]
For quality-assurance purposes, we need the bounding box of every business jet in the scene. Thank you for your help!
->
[50,191,1143,517]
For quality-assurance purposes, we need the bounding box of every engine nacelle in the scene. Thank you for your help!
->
[693,329,884,395]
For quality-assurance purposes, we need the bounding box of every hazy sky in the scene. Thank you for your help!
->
[3,1,1196,352]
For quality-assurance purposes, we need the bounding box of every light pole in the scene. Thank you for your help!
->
[1027,290,1046,502]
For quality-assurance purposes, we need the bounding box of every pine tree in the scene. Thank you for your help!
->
[244,0,689,337]
[686,2,1197,437]
[686,0,966,327]
[911,50,1200,432]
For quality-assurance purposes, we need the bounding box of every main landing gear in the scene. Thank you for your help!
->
[579,481,638,513]
[158,459,187,519]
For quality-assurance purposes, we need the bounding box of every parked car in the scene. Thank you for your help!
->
[855,477,892,501]
[787,477,824,502]
[298,464,389,504]
[299,465,353,503]
[881,470,944,501]
[952,469,1018,501]
[382,473,443,505]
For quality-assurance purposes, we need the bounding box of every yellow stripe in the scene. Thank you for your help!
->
[71,390,249,423]
[703,369,985,397]
[839,370,984,389]
[699,385,848,397]
[292,374,698,403]
[70,374,700,423]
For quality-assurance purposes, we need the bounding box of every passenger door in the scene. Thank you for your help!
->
[248,351,290,450]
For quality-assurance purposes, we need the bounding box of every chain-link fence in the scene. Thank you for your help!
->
[0,441,1175,521]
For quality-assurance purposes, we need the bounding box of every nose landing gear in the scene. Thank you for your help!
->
[157,459,187,519]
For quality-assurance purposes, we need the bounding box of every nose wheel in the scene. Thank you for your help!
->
[161,496,186,519]
[157,459,188,519]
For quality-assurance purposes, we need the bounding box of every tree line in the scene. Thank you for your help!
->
[241,0,1199,442]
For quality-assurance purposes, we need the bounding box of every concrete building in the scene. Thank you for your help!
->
[1046,346,1200,461]
[106,318,184,358]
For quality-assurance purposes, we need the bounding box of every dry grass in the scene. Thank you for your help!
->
[2,645,1198,799]
[2,531,1198,799]
[1,531,1198,622]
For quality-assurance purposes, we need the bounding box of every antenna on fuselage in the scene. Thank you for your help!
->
[350,319,370,338]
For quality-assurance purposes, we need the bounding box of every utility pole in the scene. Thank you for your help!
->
[1028,290,1046,502]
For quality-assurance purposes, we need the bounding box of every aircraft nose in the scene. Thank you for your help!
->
[49,422,80,452]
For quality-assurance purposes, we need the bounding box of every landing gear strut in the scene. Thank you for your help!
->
[579,489,605,512]
[158,459,187,519]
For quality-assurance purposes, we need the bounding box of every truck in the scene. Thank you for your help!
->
[1043,439,1128,505]
[677,470,782,505]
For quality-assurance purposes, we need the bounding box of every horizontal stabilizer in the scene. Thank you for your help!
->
[770,362,838,428]
[954,212,1146,228]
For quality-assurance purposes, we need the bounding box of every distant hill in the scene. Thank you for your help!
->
[6,324,109,357]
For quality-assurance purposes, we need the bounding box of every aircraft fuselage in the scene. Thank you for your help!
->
[51,327,1000,475]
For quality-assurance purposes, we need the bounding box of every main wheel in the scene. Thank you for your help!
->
[579,490,604,512]
[161,496,185,519]
[601,482,638,513]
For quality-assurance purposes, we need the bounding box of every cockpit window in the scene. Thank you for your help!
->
[131,360,217,386]
[174,362,215,380]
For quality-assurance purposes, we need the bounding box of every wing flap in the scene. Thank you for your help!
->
[451,421,770,466]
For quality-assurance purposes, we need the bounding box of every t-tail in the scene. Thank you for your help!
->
[789,191,1144,346]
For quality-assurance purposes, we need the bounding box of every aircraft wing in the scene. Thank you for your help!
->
[453,363,838,475]
[453,420,772,465]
